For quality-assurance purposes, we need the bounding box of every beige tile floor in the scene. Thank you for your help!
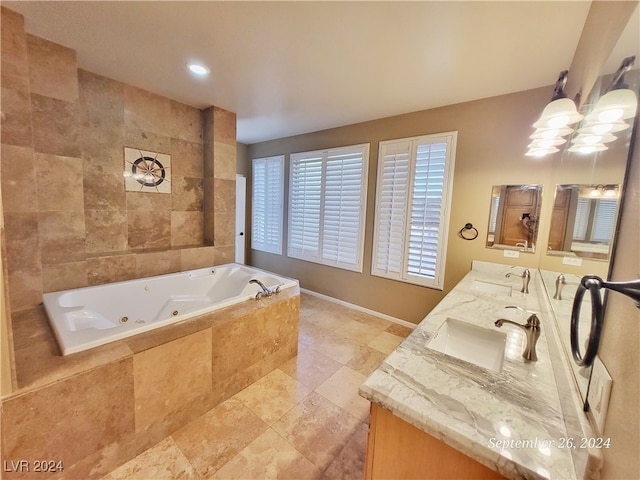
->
[102,293,413,480]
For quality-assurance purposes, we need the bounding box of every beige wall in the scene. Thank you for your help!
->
[245,85,620,323]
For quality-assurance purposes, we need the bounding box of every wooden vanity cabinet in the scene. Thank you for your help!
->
[365,403,505,480]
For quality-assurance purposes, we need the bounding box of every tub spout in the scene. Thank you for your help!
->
[249,279,277,299]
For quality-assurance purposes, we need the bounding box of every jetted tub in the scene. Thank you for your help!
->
[42,264,298,355]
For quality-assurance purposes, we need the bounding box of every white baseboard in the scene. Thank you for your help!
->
[299,288,417,330]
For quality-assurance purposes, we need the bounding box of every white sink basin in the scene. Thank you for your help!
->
[471,279,512,296]
[427,318,507,372]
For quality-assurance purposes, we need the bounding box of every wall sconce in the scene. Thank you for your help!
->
[569,56,637,154]
[588,184,619,198]
[526,70,583,157]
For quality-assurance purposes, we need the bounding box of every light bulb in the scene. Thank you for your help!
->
[526,146,559,157]
[528,137,566,149]
[530,126,573,139]
[578,121,629,135]
[597,108,624,123]
[568,144,607,154]
[187,63,210,76]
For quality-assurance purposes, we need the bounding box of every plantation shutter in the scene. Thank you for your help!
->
[322,148,366,269]
[407,142,448,280]
[372,133,456,289]
[288,153,323,262]
[590,199,617,243]
[373,141,410,279]
[251,156,284,254]
[288,144,369,271]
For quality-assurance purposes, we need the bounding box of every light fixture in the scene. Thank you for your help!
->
[568,143,608,154]
[187,62,210,76]
[586,184,618,198]
[526,70,582,157]
[570,56,637,154]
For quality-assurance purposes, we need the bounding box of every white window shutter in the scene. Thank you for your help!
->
[591,199,617,243]
[288,154,323,261]
[288,145,369,272]
[372,141,410,280]
[251,155,284,254]
[372,133,456,289]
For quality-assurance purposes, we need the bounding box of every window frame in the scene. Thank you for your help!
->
[287,143,370,272]
[251,155,285,255]
[371,132,457,290]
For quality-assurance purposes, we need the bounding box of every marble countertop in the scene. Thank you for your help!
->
[359,261,600,480]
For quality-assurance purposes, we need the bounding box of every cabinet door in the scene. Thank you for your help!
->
[366,403,504,480]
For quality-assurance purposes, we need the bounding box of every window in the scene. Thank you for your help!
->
[572,197,617,243]
[372,132,457,289]
[252,155,284,254]
[288,144,369,272]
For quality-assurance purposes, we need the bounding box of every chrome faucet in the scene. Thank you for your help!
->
[495,306,541,361]
[249,279,281,299]
[554,274,566,300]
[505,268,530,294]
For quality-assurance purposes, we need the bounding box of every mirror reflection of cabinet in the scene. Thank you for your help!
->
[548,184,620,261]
[486,184,542,252]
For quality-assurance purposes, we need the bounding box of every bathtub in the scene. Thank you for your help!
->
[42,264,298,355]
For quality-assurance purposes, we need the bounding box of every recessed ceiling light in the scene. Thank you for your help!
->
[188,63,210,76]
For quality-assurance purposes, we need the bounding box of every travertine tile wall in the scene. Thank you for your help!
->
[0,7,236,316]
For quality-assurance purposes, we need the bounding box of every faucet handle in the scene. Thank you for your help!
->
[526,313,540,327]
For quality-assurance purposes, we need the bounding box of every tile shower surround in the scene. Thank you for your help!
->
[1,6,237,317]
[2,287,300,479]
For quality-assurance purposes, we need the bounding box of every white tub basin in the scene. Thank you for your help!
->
[427,318,507,372]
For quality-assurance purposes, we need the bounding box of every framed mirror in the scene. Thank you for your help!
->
[547,184,621,261]
[486,184,542,253]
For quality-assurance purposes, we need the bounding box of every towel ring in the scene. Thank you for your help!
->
[571,275,640,367]
[458,223,478,241]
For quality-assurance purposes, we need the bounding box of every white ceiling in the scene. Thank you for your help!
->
[4,1,633,144]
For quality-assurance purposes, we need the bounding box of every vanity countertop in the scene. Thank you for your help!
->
[359,261,601,480]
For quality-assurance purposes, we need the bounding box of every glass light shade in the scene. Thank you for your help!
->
[526,146,559,157]
[571,133,617,145]
[585,88,638,122]
[578,120,629,135]
[529,126,574,139]
[568,143,607,154]
[528,137,566,149]
[533,98,584,128]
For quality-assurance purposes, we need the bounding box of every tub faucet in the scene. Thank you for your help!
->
[495,306,541,361]
[554,274,566,300]
[505,268,530,294]
[249,279,281,299]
